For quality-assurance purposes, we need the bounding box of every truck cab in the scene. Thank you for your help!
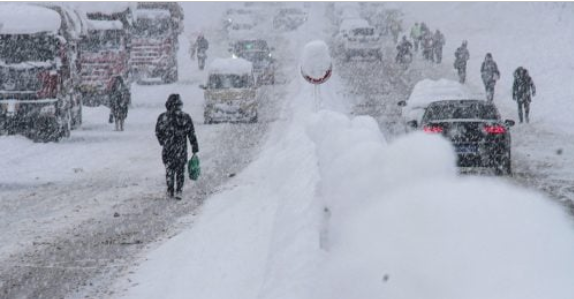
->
[130,2,183,84]
[0,3,82,142]
[75,3,133,107]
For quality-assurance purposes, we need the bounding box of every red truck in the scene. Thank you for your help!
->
[0,3,83,142]
[130,2,183,84]
[75,3,133,107]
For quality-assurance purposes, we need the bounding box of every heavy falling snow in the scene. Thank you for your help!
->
[1,2,574,299]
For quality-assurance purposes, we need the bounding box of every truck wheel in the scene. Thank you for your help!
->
[34,117,60,143]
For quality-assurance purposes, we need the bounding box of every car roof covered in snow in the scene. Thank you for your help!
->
[339,18,370,31]
[0,4,61,34]
[135,9,171,19]
[209,58,253,75]
[87,19,124,31]
[408,79,484,108]
[403,79,485,122]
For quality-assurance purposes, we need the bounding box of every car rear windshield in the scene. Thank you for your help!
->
[351,28,374,36]
[208,74,251,89]
[423,102,500,121]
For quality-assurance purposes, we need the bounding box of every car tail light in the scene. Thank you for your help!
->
[483,125,506,134]
[423,125,443,133]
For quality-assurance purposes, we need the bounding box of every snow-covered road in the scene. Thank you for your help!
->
[1,2,574,299]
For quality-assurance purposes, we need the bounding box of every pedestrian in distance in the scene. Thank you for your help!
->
[454,40,470,83]
[421,30,434,62]
[396,35,413,64]
[480,53,500,102]
[432,29,445,64]
[109,80,130,131]
[155,94,199,200]
[512,67,536,123]
[410,22,421,52]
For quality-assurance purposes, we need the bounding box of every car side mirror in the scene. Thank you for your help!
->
[397,100,407,107]
[406,120,418,128]
[504,119,515,127]
[199,84,207,90]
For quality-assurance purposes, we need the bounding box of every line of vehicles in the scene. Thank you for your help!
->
[0,2,183,142]
[200,3,306,125]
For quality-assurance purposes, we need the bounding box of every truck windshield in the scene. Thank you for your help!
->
[80,30,122,52]
[133,18,171,38]
[352,28,374,36]
[0,34,58,64]
[208,74,251,89]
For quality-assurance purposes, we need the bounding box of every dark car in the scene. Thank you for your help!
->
[409,100,515,175]
[229,39,275,85]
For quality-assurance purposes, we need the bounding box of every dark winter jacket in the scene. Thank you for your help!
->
[155,98,199,166]
[433,31,445,49]
[110,83,129,120]
[513,69,536,102]
[481,59,500,84]
[454,46,469,69]
[397,39,413,55]
[196,36,209,53]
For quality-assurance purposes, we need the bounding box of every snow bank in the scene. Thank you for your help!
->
[0,4,61,34]
[208,58,252,75]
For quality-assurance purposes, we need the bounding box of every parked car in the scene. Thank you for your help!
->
[226,14,258,41]
[229,39,275,85]
[342,24,382,61]
[273,7,308,31]
[200,58,258,124]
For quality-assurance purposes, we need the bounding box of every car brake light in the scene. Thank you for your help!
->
[483,125,506,134]
[423,125,443,133]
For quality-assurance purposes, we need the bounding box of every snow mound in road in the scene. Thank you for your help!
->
[314,178,574,299]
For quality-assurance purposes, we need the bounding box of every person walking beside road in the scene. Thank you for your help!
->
[512,67,536,123]
[196,33,209,70]
[109,80,130,131]
[454,40,470,83]
[155,94,199,200]
[480,53,500,102]
[432,29,445,63]
[396,35,413,63]
[410,22,421,52]
[421,30,434,61]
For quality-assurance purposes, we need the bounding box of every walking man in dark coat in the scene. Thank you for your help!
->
[110,80,130,131]
[480,53,500,102]
[512,67,536,123]
[454,40,470,83]
[155,94,199,199]
[432,29,445,64]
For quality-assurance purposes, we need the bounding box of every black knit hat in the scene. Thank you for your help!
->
[166,94,183,110]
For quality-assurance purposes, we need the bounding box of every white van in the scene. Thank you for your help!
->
[200,58,258,124]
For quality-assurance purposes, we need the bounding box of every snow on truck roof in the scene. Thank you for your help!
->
[0,4,61,34]
[209,58,253,75]
[87,20,123,31]
[73,2,132,15]
[407,79,484,108]
[135,9,171,19]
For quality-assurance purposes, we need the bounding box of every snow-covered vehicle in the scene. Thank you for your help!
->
[340,20,382,61]
[399,79,514,175]
[224,7,263,30]
[273,7,308,31]
[130,2,183,84]
[75,3,133,107]
[226,14,258,41]
[398,79,484,125]
[200,58,258,124]
[0,3,83,142]
[230,39,275,85]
